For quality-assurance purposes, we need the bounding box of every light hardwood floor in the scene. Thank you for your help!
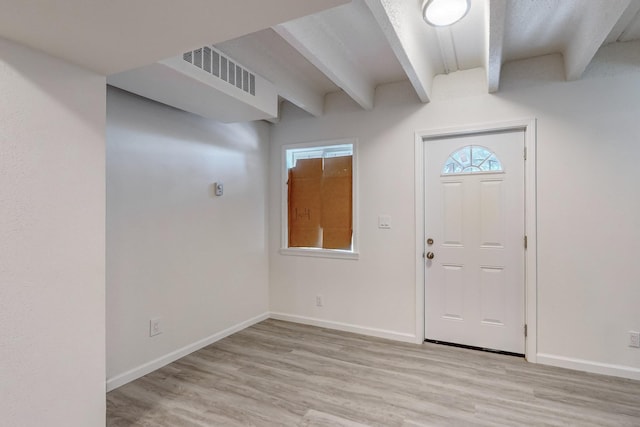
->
[107,319,640,426]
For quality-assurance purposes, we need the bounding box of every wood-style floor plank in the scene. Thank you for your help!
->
[107,319,640,426]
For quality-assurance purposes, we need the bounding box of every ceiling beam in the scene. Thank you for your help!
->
[564,0,631,81]
[605,0,640,43]
[485,0,507,93]
[275,17,375,110]
[264,76,325,118]
[270,79,325,118]
[364,0,442,103]
[217,31,326,117]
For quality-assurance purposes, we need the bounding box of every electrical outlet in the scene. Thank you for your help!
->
[629,331,640,348]
[316,295,323,307]
[150,317,162,337]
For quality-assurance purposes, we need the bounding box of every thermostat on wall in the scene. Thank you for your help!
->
[215,182,224,196]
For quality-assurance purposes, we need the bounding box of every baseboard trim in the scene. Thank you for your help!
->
[537,353,640,381]
[106,312,270,392]
[269,312,417,344]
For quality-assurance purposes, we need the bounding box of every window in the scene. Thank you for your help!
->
[281,140,358,259]
[442,145,503,175]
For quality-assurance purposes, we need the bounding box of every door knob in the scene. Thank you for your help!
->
[426,252,435,260]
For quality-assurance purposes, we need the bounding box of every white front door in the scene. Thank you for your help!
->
[424,130,525,354]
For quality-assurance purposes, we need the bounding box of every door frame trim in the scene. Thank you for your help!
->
[414,119,537,362]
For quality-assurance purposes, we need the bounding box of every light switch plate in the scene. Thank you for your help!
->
[378,215,391,229]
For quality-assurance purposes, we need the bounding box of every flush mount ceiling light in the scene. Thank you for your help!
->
[422,0,471,27]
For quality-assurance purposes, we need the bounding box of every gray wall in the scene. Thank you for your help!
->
[106,87,270,386]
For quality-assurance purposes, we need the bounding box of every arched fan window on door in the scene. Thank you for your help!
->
[441,145,503,175]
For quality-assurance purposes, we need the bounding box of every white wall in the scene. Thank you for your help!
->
[0,38,106,426]
[106,87,270,387]
[269,41,640,377]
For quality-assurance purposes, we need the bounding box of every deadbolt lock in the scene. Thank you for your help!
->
[426,238,434,245]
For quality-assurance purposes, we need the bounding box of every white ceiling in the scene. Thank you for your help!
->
[215,0,640,116]
[0,0,349,74]
[2,0,639,120]
[295,0,407,86]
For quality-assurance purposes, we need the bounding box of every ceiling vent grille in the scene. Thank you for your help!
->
[183,46,256,96]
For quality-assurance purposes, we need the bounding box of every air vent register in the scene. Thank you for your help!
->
[183,46,256,96]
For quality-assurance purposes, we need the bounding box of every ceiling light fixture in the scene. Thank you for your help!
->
[422,0,471,27]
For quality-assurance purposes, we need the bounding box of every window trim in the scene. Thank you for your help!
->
[280,138,359,260]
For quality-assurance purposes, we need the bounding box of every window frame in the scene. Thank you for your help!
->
[280,138,359,260]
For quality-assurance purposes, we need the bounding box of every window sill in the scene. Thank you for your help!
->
[279,247,359,260]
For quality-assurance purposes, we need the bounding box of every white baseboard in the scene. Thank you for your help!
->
[537,353,640,381]
[269,312,417,344]
[106,312,270,392]
[107,313,640,391]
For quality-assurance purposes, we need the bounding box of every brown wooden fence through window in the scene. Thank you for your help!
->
[287,156,352,250]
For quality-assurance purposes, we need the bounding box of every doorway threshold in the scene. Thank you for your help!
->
[424,339,524,358]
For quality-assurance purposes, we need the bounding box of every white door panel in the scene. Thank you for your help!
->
[424,130,525,354]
